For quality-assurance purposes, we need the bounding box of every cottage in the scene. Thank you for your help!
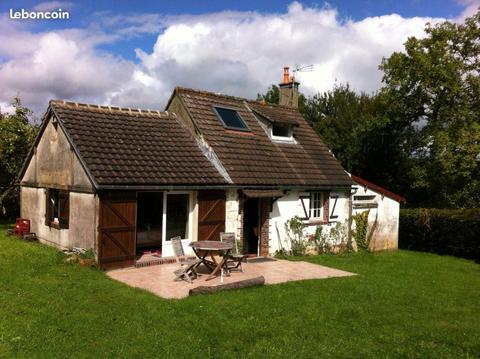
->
[18,69,401,269]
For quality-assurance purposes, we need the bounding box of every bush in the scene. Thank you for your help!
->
[399,208,480,261]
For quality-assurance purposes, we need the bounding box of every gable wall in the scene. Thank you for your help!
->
[21,116,93,190]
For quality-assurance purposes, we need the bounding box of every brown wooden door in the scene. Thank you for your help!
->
[98,193,136,269]
[198,190,225,241]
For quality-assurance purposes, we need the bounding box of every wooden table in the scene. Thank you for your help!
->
[190,241,233,281]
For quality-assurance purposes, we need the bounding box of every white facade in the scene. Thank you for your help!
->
[351,184,401,251]
[268,190,350,254]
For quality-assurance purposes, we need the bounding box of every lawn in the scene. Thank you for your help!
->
[0,223,479,358]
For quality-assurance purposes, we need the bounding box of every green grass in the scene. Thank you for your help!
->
[0,223,479,358]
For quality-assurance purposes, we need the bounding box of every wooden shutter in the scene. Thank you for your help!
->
[45,188,51,226]
[58,191,70,229]
[298,193,310,220]
[98,193,136,269]
[198,190,225,241]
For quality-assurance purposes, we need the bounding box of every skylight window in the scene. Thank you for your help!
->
[213,107,249,131]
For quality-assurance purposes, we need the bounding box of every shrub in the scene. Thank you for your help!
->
[284,216,307,256]
[352,210,370,251]
[399,208,480,261]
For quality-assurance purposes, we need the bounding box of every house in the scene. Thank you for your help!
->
[18,68,401,269]
[350,175,406,251]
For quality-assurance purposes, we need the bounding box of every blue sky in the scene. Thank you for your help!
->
[0,0,477,115]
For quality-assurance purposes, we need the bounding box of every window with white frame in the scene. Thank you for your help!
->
[270,124,295,142]
[299,192,325,220]
[309,192,322,219]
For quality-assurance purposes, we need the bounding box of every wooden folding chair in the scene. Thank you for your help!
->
[171,237,202,283]
[220,232,247,272]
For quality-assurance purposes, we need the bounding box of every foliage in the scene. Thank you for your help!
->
[399,208,480,261]
[1,223,479,358]
[0,98,38,218]
[311,222,349,253]
[352,210,370,251]
[258,11,480,209]
[283,216,307,256]
[379,11,480,208]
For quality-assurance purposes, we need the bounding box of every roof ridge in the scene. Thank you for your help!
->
[49,99,168,116]
[175,87,300,112]
[175,86,256,103]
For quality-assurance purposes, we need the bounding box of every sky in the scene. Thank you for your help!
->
[0,0,478,117]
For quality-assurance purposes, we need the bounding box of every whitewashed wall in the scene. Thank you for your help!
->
[268,190,350,255]
[351,185,400,251]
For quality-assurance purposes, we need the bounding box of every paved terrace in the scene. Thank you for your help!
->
[107,258,355,299]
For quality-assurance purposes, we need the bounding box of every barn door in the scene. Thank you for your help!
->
[198,190,225,241]
[98,193,136,269]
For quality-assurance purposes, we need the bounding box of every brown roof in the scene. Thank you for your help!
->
[249,102,300,126]
[171,87,353,187]
[351,175,406,203]
[49,100,227,187]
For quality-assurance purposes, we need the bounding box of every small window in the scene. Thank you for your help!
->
[272,124,290,137]
[45,189,69,229]
[213,107,248,131]
[309,192,323,219]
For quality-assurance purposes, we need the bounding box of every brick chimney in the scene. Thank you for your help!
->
[278,67,299,108]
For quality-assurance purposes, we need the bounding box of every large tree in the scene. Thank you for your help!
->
[0,98,38,218]
[380,11,480,207]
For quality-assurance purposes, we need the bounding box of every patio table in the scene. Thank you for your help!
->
[190,241,233,281]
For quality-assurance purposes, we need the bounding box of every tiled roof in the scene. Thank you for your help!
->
[50,100,227,187]
[248,102,300,126]
[172,87,353,187]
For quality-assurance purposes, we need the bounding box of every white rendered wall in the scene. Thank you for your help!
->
[352,185,400,250]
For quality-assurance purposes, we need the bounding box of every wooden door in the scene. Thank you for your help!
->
[198,190,225,241]
[98,193,136,269]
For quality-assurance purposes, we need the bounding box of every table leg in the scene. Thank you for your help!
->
[206,257,227,281]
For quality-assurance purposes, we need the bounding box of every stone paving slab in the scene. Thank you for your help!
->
[107,258,355,299]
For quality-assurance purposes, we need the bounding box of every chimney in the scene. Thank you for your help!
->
[278,66,299,108]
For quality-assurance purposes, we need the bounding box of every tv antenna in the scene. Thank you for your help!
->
[292,64,313,81]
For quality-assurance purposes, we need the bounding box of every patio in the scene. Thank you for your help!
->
[107,257,355,299]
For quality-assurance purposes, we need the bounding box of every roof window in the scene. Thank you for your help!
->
[213,107,249,131]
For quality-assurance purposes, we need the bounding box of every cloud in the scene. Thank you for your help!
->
[110,3,441,109]
[33,1,73,12]
[0,1,474,115]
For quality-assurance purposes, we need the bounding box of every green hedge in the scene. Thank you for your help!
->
[399,208,480,261]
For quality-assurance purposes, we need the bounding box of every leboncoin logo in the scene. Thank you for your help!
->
[10,8,70,20]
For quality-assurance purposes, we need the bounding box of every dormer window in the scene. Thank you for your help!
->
[271,123,294,142]
[213,106,249,131]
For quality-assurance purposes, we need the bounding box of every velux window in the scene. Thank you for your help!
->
[45,189,69,229]
[213,107,249,131]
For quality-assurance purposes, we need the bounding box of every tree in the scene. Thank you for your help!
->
[380,10,480,207]
[0,98,38,218]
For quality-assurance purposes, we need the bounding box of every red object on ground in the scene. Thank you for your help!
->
[13,218,30,236]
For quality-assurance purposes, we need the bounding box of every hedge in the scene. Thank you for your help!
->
[399,208,480,261]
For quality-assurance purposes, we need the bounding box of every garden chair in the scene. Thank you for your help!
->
[171,237,202,283]
[220,232,247,272]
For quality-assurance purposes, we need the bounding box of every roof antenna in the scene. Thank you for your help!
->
[291,64,313,83]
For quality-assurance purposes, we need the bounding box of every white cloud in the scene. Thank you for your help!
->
[0,1,475,115]
[33,1,73,12]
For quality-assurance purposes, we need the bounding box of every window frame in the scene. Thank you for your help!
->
[45,188,69,229]
[270,123,294,142]
[212,106,250,132]
[309,192,323,219]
